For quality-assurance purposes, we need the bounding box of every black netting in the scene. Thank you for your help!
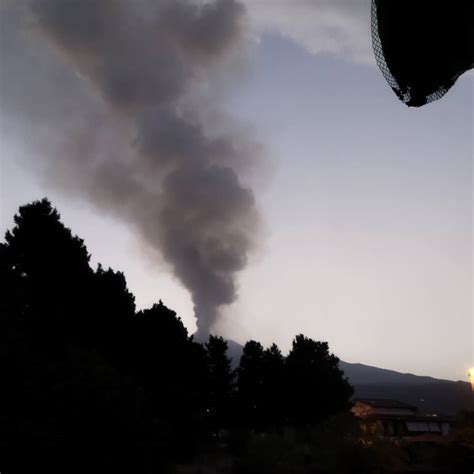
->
[371,1,402,99]
[371,0,474,107]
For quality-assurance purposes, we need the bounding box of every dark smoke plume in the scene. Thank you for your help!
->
[0,0,261,339]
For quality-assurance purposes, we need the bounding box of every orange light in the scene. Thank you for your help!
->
[468,368,474,391]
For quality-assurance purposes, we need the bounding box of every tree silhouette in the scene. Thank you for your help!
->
[237,340,265,427]
[0,199,365,472]
[92,264,136,359]
[4,199,91,279]
[261,343,286,426]
[0,199,151,473]
[285,334,353,425]
[132,302,190,420]
[2,199,98,354]
[205,335,235,428]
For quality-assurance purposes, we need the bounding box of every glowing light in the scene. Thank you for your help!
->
[468,368,474,391]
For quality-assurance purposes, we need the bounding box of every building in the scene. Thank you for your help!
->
[351,399,450,437]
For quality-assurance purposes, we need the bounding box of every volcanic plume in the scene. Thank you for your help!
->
[1,0,261,339]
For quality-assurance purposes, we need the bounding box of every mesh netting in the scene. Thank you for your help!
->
[371,0,403,100]
[371,0,473,107]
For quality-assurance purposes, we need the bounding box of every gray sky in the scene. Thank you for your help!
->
[1,0,472,381]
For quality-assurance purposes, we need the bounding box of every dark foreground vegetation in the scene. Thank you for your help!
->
[1,199,473,473]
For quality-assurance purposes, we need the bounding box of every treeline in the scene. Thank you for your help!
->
[5,199,422,473]
[0,199,353,472]
[2,199,474,473]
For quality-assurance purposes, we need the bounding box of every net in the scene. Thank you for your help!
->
[371,0,473,107]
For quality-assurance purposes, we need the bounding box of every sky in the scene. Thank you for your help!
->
[1,0,472,381]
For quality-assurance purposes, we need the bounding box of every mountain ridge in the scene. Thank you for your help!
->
[225,340,473,415]
[338,360,457,385]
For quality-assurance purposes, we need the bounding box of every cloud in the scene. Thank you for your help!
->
[243,0,374,64]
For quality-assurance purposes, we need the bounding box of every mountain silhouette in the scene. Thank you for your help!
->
[226,341,473,415]
[338,361,454,385]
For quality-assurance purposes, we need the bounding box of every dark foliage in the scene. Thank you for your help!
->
[285,335,354,425]
[261,343,286,425]
[1,199,410,473]
[237,340,265,427]
[206,335,235,428]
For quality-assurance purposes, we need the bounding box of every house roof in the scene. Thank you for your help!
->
[353,398,418,410]
[362,413,452,423]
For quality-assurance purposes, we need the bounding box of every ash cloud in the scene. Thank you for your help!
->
[1,0,261,339]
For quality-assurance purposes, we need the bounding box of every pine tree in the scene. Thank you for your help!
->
[285,335,353,424]
[205,335,234,428]
[261,343,285,426]
[237,340,264,426]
